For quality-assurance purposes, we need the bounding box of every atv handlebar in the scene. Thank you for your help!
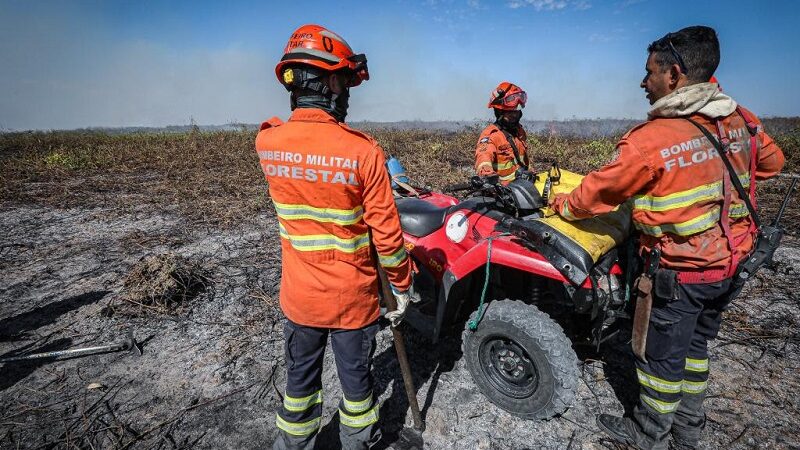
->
[443,176,495,193]
[442,174,536,216]
[443,182,474,192]
[442,176,522,214]
[444,169,537,194]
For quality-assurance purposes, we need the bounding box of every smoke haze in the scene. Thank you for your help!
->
[1,1,797,131]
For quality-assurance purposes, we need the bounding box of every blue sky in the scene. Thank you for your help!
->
[1,0,798,130]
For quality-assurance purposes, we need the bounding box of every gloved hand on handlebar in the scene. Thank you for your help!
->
[384,283,422,327]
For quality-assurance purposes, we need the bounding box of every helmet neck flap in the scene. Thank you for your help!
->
[292,89,350,123]
[287,65,351,122]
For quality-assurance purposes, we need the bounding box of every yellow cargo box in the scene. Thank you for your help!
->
[519,168,632,284]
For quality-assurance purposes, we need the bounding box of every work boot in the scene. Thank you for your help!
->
[596,414,639,448]
[671,392,706,449]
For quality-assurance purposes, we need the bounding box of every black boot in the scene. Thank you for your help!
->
[597,414,638,447]
[671,392,706,449]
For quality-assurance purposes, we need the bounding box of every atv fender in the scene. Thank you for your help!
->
[448,237,575,285]
[421,237,590,343]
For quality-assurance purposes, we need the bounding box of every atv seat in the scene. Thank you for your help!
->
[395,197,450,237]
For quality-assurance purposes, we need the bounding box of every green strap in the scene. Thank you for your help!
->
[468,237,495,331]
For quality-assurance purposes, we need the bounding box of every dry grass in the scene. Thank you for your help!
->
[1,118,798,230]
[0,129,265,226]
[109,253,210,316]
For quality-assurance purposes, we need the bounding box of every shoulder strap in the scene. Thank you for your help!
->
[735,106,760,216]
[685,118,761,229]
[736,106,759,136]
[499,129,528,168]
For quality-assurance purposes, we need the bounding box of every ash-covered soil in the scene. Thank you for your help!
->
[1,203,799,450]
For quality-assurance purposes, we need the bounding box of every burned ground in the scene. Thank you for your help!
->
[1,123,799,449]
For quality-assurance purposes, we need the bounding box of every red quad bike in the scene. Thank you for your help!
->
[393,170,632,420]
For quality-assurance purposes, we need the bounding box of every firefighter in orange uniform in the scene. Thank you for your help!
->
[255,24,417,450]
[475,82,531,183]
[550,26,784,449]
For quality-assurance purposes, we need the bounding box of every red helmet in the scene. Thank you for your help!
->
[487,82,527,111]
[275,24,369,88]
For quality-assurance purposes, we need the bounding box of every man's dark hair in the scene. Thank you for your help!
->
[647,26,719,83]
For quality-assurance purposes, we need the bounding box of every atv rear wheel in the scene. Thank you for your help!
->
[462,299,579,419]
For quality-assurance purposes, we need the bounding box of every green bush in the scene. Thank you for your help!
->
[44,151,78,169]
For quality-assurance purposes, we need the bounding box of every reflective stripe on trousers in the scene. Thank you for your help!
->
[276,415,322,437]
[629,279,737,449]
[274,320,381,450]
[339,407,379,429]
[641,394,681,414]
[684,357,709,373]
[283,390,323,412]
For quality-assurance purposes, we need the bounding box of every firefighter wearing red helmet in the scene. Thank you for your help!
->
[256,24,417,450]
[549,26,784,450]
[474,82,531,184]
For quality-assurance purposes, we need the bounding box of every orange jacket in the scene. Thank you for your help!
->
[255,108,412,329]
[475,124,529,183]
[551,107,784,273]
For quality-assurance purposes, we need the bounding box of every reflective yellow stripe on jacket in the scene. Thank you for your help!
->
[273,201,364,225]
[495,160,515,171]
[274,200,372,253]
[499,172,516,182]
[560,199,578,221]
[633,173,750,212]
[279,224,370,253]
[378,247,408,268]
[635,207,721,237]
[729,203,749,218]
[633,172,751,237]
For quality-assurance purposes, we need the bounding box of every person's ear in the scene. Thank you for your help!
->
[668,64,683,87]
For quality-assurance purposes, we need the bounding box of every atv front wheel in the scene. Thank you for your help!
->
[462,299,579,419]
